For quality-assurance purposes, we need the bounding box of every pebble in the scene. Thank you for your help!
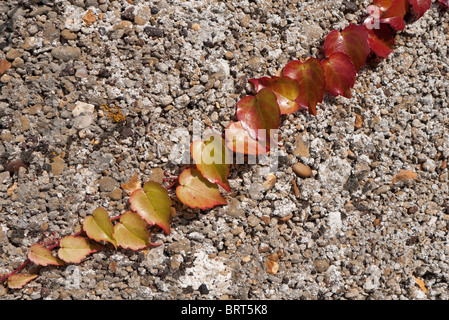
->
[51,46,81,62]
[292,162,312,178]
[98,177,117,192]
[313,259,330,273]
[0,0,448,302]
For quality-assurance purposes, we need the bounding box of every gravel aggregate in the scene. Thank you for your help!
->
[0,0,448,300]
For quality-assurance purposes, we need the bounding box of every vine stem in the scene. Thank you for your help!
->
[0,230,84,283]
[164,177,179,190]
[0,259,31,283]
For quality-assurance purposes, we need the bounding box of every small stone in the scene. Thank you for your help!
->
[263,173,276,190]
[293,133,309,158]
[144,26,164,37]
[224,51,234,60]
[6,159,28,173]
[72,101,95,117]
[313,259,330,273]
[198,283,209,295]
[354,114,363,129]
[51,46,81,62]
[61,29,78,40]
[345,288,359,299]
[6,48,20,60]
[11,58,24,68]
[293,163,312,178]
[121,6,135,21]
[134,16,146,25]
[51,157,65,176]
[98,177,117,192]
[191,23,200,31]
[149,168,165,184]
[114,20,133,30]
[109,188,122,200]
[0,74,11,83]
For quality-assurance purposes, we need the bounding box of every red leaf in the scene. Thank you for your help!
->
[364,22,395,58]
[282,58,325,116]
[224,121,270,156]
[371,0,409,30]
[176,168,227,210]
[408,0,431,20]
[249,76,302,114]
[321,52,357,98]
[324,24,370,72]
[236,88,280,142]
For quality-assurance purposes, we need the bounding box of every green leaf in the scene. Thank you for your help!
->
[28,244,65,267]
[249,76,302,114]
[225,121,269,155]
[191,133,231,192]
[83,207,117,248]
[7,274,38,289]
[283,57,325,116]
[236,88,280,143]
[113,211,152,250]
[58,236,103,263]
[176,168,227,210]
[129,181,172,234]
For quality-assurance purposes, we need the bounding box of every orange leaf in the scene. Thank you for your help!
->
[83,9,96,26]
[392,169,418,184]
[121,172,141,195]
[0,59,11,76]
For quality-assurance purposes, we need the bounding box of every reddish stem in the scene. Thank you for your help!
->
[0,230,84,283]
[0,259,31,283]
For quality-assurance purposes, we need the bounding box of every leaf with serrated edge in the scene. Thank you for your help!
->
[129,181,172,234]
[191,133,231,192]
[83,207,117,248]
[28,244,65,266]
[364,22,395,58]
[282,58,325,116]
[236,88,280,142]
[176,168,227,210]
[58,236,103,263]
[225,121,269,155]
[113,211,152,250]
[7,274,38,289]
[249,76,301,114]
[324,24,369,72]
[321,52,357,98]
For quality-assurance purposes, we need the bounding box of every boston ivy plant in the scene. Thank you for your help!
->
[1,0,447,289]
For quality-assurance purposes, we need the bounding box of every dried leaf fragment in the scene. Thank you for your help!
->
[121,172,141,195]
[392,169,418,184]
[413,275,428,294]
[83,9,96,26]
[0,59,11,76]
[266,259,279,275]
